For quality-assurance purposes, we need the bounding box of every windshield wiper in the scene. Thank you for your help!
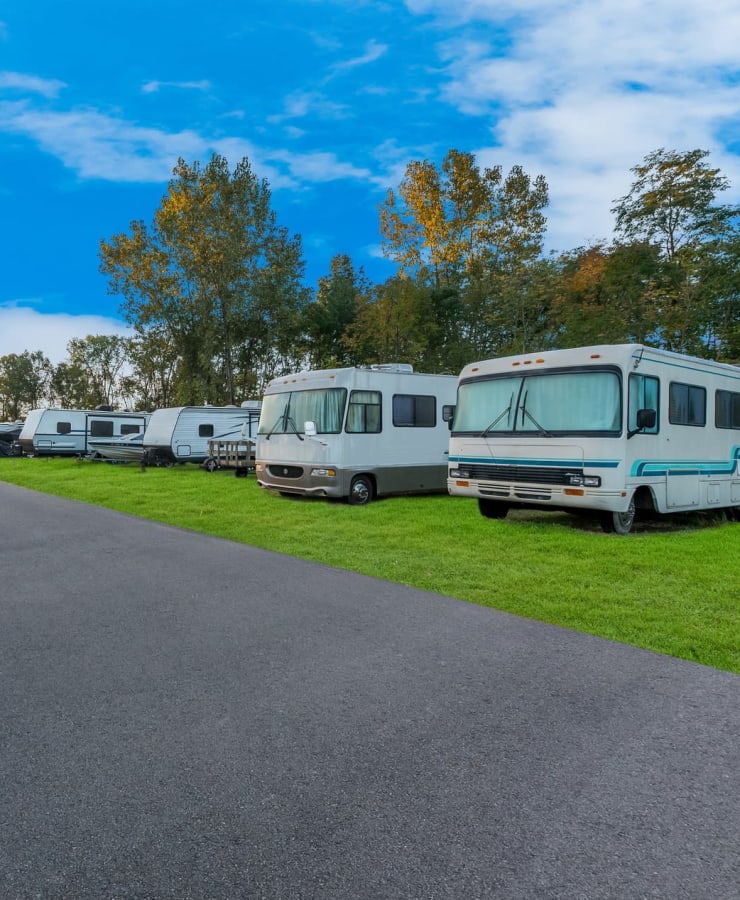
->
[285,415,304,441]
[265,411,304,441]
[519,391,552,436]
[265,413,285,440]
[481,393,514,436]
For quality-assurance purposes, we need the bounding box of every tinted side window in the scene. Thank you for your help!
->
[198,424,214,438]
[90,420,114,437]
[392,394,436,427]
[121,424,141,435]
[669,382,706,426]
[716,390,740,429]
[56,421,72,435]
[346,391,381,433]
[628,373,659,434]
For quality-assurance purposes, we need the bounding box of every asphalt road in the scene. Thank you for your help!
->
[1,481,738,899]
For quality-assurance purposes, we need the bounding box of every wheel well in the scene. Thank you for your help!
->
[633,485,656,513]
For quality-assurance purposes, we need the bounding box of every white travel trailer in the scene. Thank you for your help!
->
[18,407,150,457]
[142,402,261,465]
[255,364,458,504]
[447,344,740,533]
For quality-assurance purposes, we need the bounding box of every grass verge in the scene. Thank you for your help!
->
[1,456,738,674]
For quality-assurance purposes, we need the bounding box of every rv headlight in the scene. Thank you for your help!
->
[583,475,601,487]
[449,467,470,479]
[311,467,336,477]
[255,463,264,473]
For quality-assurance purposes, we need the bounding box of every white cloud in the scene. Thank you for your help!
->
[267,91,349,124]
[141,80,212,94]
[0,101,206,181]
[0,96,376,191]
[331,39,388,74]
[0,305,133,365]
[0,71,66,98]
[271,148,373,183]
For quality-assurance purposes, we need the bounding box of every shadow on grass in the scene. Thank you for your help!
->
[506,507,736,535]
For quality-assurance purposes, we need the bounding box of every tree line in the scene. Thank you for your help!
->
[2,147,739,420]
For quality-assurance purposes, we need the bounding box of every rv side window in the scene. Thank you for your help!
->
[715,390,740,429]
[392,394,436,427]
[56,421,72,435]
[199,424,215,437]
[628,374,659,434]
[346,391,381,433]
[90,420,114,438]
[121,424,141,435]
[669,382,706,427]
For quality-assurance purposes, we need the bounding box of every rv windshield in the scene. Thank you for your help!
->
[453,369,622,436]
[258,388,347,435]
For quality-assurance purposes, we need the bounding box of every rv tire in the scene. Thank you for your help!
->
[478,498,509,519]
[348,475,373,506]
[601,499,636,535]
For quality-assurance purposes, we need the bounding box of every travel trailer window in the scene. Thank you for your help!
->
[392,394,436,427]
[121,423,141,435]
[669,382,706,426]
[454,369,621,436]
[259,388,347,435]
[628,373,659,434]
[199,424,215,437]
[716,390,740,429]
[56,421,72,434]
[346,391,381,433]
[90,420,114,438]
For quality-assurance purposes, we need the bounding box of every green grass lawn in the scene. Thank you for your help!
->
[2,455,739,674]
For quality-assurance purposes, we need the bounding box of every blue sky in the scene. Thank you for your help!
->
[1,0,739,363]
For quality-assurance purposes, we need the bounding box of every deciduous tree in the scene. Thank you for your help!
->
[66,335,131,407]
[100,155,310,404]
[379,149,549,361]
[0,351,52,418]
[611,148,740,354]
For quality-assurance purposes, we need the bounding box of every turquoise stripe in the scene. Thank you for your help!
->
[631,446,740,477]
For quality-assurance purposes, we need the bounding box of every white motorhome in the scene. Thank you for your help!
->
[18,408,150,457]
[447,344,740,533]
[255,364,458,504]
[142,402,261,466]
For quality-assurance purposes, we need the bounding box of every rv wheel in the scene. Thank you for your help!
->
[601,499,636,535]
[204,458,218,472]
[348,475,373,506]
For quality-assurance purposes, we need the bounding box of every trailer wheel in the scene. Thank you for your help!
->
[478,498,509,519]
[204,458,218,473]
[601,498,636,535]
[348,475,373,506]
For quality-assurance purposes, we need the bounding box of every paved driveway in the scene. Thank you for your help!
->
[1,482,738,899]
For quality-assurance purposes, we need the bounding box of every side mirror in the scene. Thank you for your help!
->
[304,420,317,437]
[627,408,656,438]
[442,405,455,429]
